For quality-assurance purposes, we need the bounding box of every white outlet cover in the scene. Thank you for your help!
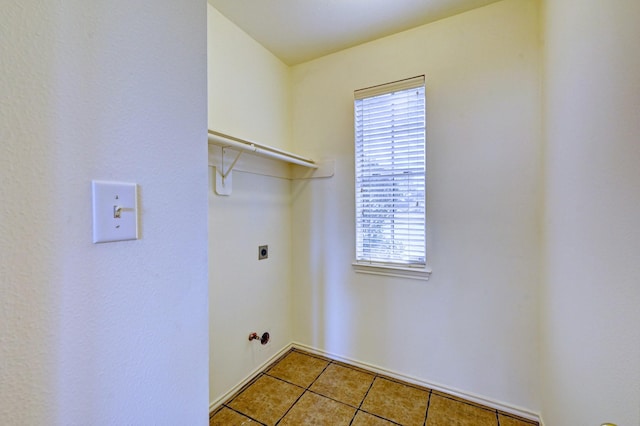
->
[92,180,138,243]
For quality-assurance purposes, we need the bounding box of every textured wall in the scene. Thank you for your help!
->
[541,0,640,424]
[1,0,209,424]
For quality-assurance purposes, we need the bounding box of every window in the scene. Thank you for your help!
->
[353,76,430,280]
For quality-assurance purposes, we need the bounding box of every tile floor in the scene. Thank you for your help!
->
[210,348,539,426]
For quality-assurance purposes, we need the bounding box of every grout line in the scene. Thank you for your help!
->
[358,410,404,425]
[224,372,265,407]
[273,352,332,425]
[264,373,306,390]
[291,347,332,363]
[210,344,295,413]
[497,411,540,426]
[348,373,379,424]
[222,404,267,426]
[310,359,332,386]
[348,383,407,426]
[274,391,305,426]
[305,387,360,408]
[431,390,497,413]
[374,372,432,392]
[347,362,377,426]
[423,390,432,426]
[359,373,379,411]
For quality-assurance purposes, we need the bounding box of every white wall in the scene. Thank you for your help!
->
[0,0,208,424]
[290,0,542,413]
[207,4,293,406]
[207,5,291,150]
[541,1,640,425]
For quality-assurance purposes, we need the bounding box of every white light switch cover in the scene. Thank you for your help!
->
[92,180,138,243]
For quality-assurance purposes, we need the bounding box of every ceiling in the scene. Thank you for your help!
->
[208,0,500,65]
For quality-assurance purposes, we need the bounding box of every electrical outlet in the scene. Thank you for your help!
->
[258,245,268,260]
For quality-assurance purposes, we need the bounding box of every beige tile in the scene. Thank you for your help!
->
[216,350,532,426]
[209,407,258,426]
[499,413,539,426]
[361,377,430,426]
[351,410,398,426]
[426,394,497,426]
[228,375,303,425]
[279,391,356,426]
[310,363,375,407]
[267,350,330,387]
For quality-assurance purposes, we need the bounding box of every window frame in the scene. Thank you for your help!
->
[352,76,431,281]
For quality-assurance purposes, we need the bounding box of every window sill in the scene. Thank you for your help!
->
[352,262,432,281]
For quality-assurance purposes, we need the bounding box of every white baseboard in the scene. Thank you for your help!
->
[209,341,542,425]
[208,343,294,413]
[292,342,542,424]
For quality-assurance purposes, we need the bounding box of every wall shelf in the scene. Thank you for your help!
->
[207,130,333,195]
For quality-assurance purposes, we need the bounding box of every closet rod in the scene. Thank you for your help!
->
[207,130,318,169]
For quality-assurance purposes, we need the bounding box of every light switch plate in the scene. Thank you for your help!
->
[92,180,138,243]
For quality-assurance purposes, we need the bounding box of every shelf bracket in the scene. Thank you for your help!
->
[215,147,242,195]
[221,147,243,179]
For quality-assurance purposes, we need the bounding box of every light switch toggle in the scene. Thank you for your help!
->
[113,205,135,219]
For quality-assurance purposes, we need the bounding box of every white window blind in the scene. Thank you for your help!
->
[354,76,426,267]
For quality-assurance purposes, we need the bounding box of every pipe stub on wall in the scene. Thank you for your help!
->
[248,331,270,345]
